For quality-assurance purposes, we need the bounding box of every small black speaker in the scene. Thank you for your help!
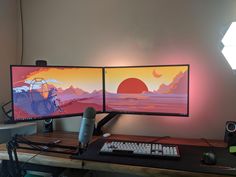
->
[44,119,53,133]
[224,121,236,146]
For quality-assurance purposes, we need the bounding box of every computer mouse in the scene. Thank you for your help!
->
[103,133,111,138]
[201,152,217,165]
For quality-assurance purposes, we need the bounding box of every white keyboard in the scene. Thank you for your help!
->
[99,140,180,159]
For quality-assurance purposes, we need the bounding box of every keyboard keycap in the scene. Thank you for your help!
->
[99,140,180,160]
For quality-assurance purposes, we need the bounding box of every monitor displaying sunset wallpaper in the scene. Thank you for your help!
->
[11,66,103,121]
[104,65,189,116]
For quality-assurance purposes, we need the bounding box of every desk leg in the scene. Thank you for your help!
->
[0,160,11,177]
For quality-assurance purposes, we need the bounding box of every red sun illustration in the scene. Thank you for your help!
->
[117,78,148,94]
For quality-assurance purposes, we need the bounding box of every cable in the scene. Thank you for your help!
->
[150,136,171,143]
[15,136,49,173]
[1,101,13,120]
[17,135,78,155]
[16,136,46,151]
[7,135,79,176]
[201,138,215,152]
[20,148,46,171]
[19,0,24,65]
[201,138,214,147]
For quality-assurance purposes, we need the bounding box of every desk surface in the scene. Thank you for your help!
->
[0,122,36,130]
[0,131,235,177]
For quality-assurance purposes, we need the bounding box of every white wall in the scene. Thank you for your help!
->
[21,0,236,139]
[0,0,18,123]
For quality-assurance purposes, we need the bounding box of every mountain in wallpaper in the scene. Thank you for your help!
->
[105,71,188,115]
[13,85,103,120]
[155,71,188,94]
[58,86,88,95]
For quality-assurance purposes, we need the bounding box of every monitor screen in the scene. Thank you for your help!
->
[11,66,103,121]
[104,65,189,116]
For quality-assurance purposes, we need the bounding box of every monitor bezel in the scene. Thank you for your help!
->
[10,64,190,123]
[103,64,190,117]
[10,65,104,123]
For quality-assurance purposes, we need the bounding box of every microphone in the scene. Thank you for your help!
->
[78,107,96,152]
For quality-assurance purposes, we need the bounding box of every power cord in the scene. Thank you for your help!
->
[201,138,215,152]
[150,136,171,143]
[19,0,24,65]
[6,135,49,177]
[20,146,48,171]
[16,136,48,151]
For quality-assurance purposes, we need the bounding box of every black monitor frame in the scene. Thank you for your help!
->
[10,65,104,122]
[10,64,189,123]
[103,64,189,117]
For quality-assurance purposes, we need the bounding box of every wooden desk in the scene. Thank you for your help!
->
[0,131,233,177]
[0,122,37,143]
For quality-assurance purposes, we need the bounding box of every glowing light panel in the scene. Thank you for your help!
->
[221,22,236,69]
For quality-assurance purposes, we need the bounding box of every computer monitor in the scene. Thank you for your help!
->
[104,65,189,116]
[11,66,103,122]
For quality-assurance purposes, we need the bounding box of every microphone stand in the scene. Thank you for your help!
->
[6,134,84,175]
[77,142,88,155]
[6,135,49,177]
[6,136,24,177]
[71,142,89,160]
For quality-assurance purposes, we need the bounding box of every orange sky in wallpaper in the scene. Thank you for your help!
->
[24,67,102,92]
[105,66,188,93]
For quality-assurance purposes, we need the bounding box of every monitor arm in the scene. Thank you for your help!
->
[94,112,118,135]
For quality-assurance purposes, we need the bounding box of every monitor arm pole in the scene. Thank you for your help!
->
[94,112,118,135]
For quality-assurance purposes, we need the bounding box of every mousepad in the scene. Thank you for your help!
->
[72,138,236,175]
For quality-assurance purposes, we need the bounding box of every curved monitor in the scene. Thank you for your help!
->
[11,66,103,122]
[104,65,189,116]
